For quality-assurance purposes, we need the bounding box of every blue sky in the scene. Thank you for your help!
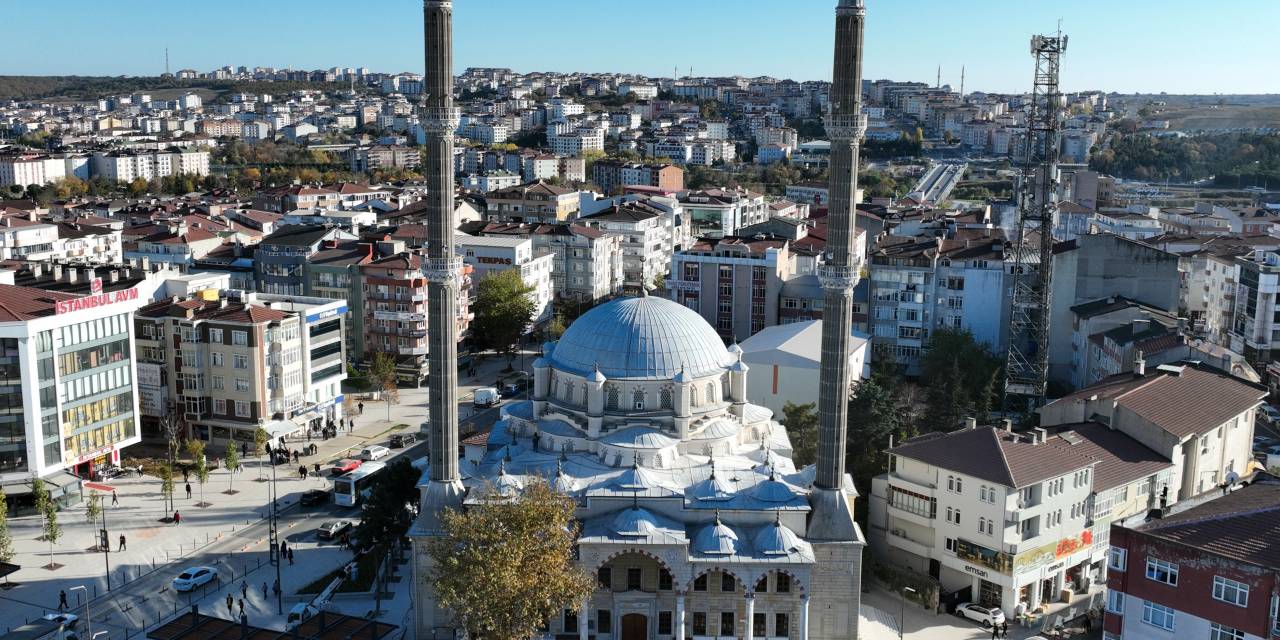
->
[4,0,1277,94]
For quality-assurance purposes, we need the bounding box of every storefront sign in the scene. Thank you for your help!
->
[68,444,115,466]
[476,256,512,265]
[956,539,1013,575]
[1014,530,1094,573]
[55,287,139,314]
[964,564,990,579]
[136,362,163,387]
[306,305,348,323]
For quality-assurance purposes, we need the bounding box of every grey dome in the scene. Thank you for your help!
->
[549,296,733,380]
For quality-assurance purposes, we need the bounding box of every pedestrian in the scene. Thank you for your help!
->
[118,534,126,551]
[313,463,321,476]
[241,442,248,459]
[238,598,245,616]
[173,510,181,525]
[990,622,998,640]
[58,589,68,610]
[287,548,294,565]
[299,465,307,480]
[358,401,364,415]
[1002,621,1010,638]
[280,540,288,557]
[261,582,268,598]
[241,581,248,600]
[265,442,273,457]
[273,579,281,596]
[111,490,119,506]
[185,482,192,499]
[226,593,234,614]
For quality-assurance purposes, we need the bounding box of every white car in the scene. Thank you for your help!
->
[360,445,391,461]
[956,603,1005,628]
[473,387,501,407]
[42,612,79,629]
[172,566,218,592]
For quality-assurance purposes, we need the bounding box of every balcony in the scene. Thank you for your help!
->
[372,310,427,322]
[885,527,932,558]
[888,472,936,495]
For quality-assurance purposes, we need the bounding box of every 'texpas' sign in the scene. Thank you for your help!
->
[56,287,140,315]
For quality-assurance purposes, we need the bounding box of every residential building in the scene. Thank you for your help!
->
[346,145,421,172]
[465,222,623,306]
[485,180,580,223]
[256,225,358,296]
[90,149,210,182]
[1179,248,1240,344]
[670,236,795,343]
[591,161,684,195]
[679,188,768,239]
[580,201,674,291]
[1067,297,1182,390]
[123,222,224,266]
[456,234,555,327]
[1229,250,1280,366]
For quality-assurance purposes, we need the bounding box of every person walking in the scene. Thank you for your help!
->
[118,534,126,551]
[238,598,245,617]
[357,401,364,415]
[182,468,189,483]
[111,490,119,506]
[173,510,181,525]
[261,582,268,598]
[990,622,998,640]
[185,482,192,499]
[287,548,294,565]
[298,465,307,480]
[1001,621,1009,638]
[226,593,234,615]
[241,581,248,600]
[58,590,68,610]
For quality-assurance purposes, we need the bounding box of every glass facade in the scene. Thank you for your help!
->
[53,313,136,466]
[0,338,26,473]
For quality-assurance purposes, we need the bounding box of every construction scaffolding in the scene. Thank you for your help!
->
[1004,31,1068,410]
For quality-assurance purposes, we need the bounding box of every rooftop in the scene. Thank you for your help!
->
[1133,474,1280,570]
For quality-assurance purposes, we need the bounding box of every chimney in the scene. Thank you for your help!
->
[1002,418,1014,432]
[66,267,78,284]
[108,269,119,283]
[964,417,978,430]
[1032,427,1048,445]
[31,263,42,279]
[1133,349,1146,377]
[52,264,63,281]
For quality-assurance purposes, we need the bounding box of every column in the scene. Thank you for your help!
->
[675,592,686,640]
[799,595,810,640]
[744,594,755,640]
[578,597,589,640]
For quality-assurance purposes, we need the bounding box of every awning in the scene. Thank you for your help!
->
[84,482,116,493]
[264,419,302,440]
[291,410,322,426]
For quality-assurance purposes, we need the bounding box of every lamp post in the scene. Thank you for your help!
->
[69,585,90,640]
[100,506,111,592]
[899,586,917,640]
[269,456,283,615]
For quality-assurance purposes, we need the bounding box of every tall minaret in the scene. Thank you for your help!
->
[413,1,463,637]
[810,0,866,542]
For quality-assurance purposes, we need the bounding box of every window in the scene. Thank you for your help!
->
[978,517,993,536]
[233,354,248,369]
[658,611,672,635]
[209,328,223,343]
[627,568,642,591]
[597,567,611,590]
[212,375,224,390]
[235,378,250,392]
[693,575,707,591]
[1145,558,1178,586]
[659,568,672,591]
[776,573,790,593]
[232,330,248,346]
[1108,547,1127,571]
[945,537,956,552]
[945,507,961,525]
[1141,600,1175,631]
[753,613,766,638]
[1212,576,1249,607]
[720,612,734,636]
[693,612,707,636]
[1210,623,1244,640]
[775,613,789,638]
[597,610,611,634]
[1106,590,1124,614]
[721,573,736,592]
[234,401,250,418]
[755,576,768,593]
[213,399,226,415]
[212,352,224,367]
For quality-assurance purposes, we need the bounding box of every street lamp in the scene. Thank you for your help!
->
[899,586,917,640]
[268,454,283,615]
[68,585,91,640]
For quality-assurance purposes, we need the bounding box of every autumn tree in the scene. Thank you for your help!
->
[185,439,210,506]
[369,351,400,422]
[224,439,240,494]
[159,463,175,513]
[34,478,61,569]
[84,490,102,525]
[428,480,594,640]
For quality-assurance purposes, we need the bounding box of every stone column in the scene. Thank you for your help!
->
[675,592,686,640]
[579,597,590,640]
[799,594,810,640]
[744,594,755,640]
[728,360,748,418]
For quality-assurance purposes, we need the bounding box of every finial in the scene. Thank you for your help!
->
[714,510,722,526]
[708,460,716,479]
[498,458,507,475]
[632,493,639,510]
[555,458,564,477]
[775,510,782,526]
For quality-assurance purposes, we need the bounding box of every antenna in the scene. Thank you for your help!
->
[960,65,966,97]
[937,65,941,89]
[165,47,170,77]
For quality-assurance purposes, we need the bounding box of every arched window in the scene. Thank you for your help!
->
[691,385,700,407]
[721,374,731,400]
[564,382,575,403]
[581,386,588,406]
[550,374,559,398]
[606,384,620,411]
[660,386,673,410]
[705,382,716,404]
[632,387,645,410]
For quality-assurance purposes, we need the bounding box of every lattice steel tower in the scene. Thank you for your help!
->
[1003,32,1067,409]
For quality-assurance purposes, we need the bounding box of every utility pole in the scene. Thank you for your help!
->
[1003,31,1068,413]
[165,47,170,76]
[100,507,111,591]
[268,459,282,615]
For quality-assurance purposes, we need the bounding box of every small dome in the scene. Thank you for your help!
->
[493,460,523,496]
[613,507,660,537]
[673,364,693,384]
[532,357,549,370]
[550,296,734,380]
[688,466,736,502]
[612,461,674,491]
[692,513,738,556]
[727,342,743,355]
[729,359,749,373]
[552,461,579,495]
[601,426,679,450]
[752,472,801,503]
[753,519,803,556]
[587,365,607,384]
[690,418,740,441]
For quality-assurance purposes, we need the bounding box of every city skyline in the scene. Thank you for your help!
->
[3,0,1277,95]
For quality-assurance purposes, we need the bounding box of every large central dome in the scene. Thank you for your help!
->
[549,296,733,380]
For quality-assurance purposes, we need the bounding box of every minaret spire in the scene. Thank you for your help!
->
[810,0,867,541]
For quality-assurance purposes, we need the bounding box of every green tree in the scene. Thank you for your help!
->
[224,439,240,494]
[185,439,209,506]
[159,464,175,513]
[472,270,536,363]
[0,490,13,565]
[127,177,149,197]
[33,478,60,569]
[919,328,1002,428]
[369,352,401,422]
[782,402,819,468]
[920,359,974,433]
[545,315,568,341]
[84,490,102,526]
[428,480,594,640]
[352,458,420,552]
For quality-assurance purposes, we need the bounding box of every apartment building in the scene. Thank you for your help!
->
[868,232,1012,375]
[456,234,555,327]
[869,422,1174,619]
[580,201,674,291]
[1067,297,1183,390]
[346,145,421,173]
[1229,250,1280,366]
[591,160,685,195]
[679,188,768,239]
[134,290,346,448]
[1179,247,1240,344]
[1105,476,1280,640]
[670,236,794,343]
[485,180,580,223]
[466,222,623,305]
[90,149,210,183]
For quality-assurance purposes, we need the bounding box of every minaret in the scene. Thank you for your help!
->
[418,0,464,524]
[413,1,463,638]
[810,0,866,542]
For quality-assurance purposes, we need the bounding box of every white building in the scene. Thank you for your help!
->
[738,320,868,417]
[91,149,210,183]
[456,234,555,326]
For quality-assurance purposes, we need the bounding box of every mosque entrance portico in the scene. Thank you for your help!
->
[621,612,649,640]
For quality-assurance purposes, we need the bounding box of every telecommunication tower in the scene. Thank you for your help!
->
[1003,31,1067,410]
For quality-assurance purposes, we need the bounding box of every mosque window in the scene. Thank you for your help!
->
[693,575,707,591]
[607,384,620,410]
[721,572,736,592]
[691,385,700,407]
[660,386,673,410]
[633,388,645,410]
[564,382,575,403]
[582,386,588,406]
[721,374,730,400]
[705,382,716,404]
[550,374,558,398]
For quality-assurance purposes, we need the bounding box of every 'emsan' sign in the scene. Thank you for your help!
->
[56,288,140,315]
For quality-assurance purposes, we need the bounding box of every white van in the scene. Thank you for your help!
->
[360,445,390,461]
[473,387,501,408]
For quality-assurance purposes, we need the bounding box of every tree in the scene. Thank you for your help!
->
[919,328,1002,428]
[185,439,209,507]
[428,480,594,640]
[127,177,149,197]
[352,459,420,552]
[0,490,13,565]
[920,359,974,433]
[254,426,270,480]
[545,315,567,341]
[369,352,400,422]
[84,490,102,526]
[224,439,240,494]
[783,402,819,468]
[34,478,60,569]
[159,464,175,513]
[472,270,536,362]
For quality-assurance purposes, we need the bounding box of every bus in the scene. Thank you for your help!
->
[333,461,386,507]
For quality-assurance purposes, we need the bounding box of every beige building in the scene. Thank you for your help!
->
[485,180,580,223]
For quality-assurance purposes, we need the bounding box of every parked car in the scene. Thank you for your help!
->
[1259,404,1280,425]
[389,433,417,448]
[300,489,330,506]
[331,458,362,476]
[360,445,391,461]
[473,387,501,407]
[316,520,353,540]
[955,603,1005,628]
[41,613,79,629]
[172,566,218,592]
[501,378,531,398]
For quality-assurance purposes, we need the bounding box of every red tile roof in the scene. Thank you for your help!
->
[0,284,81,321]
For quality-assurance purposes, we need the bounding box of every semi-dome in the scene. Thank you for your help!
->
[753,519,804,556]
[549,296,733,380]
[692,514,739,556]
[613,507,661,537]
